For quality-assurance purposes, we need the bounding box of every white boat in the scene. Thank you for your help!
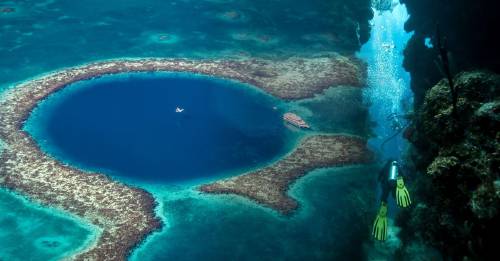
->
[175,107,184,113]
[283,112,310,129]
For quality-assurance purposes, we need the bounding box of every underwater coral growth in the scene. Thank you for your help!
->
[434,25,458,119]
[398,71,500,259]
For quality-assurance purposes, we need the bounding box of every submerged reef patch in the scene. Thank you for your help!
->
[0,7,15,13]
[200,135,373,214]
[144,32,181,45]
[229,31,281,46]
[214,10,248,23]
[0,55,365,259]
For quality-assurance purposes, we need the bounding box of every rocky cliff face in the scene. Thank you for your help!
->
[397,2,500,256]
[398,71,500,259]
[326,0,374,51]
[400,0,500,105]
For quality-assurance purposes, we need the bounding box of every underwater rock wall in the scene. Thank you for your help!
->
[326,0,374,50]
[398,1,500,258]
[399,71,500,259]
[400,0,500,106]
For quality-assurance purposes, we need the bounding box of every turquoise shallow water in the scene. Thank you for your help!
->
[132,165,377,261]
[0,0,366,91]
[297,86,370,137]
[0,189,97,261]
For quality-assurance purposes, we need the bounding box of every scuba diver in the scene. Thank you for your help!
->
[380,112,414,152]
[387,113,403,132]
[372,160,412,241]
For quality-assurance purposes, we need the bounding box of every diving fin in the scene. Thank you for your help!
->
[372,202,388,241]
[396,176,411,208]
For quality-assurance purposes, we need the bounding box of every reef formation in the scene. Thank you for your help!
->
[0,56,366,259]
[399,71,500,259]
[396,1,500,259]
[200,135,373,214]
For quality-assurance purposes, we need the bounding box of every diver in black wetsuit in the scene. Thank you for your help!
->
[372,160,411,241]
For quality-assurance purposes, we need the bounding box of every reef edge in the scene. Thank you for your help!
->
[200,134,373,214]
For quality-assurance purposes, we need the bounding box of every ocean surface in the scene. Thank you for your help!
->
[0,0,414,260]
[26,73,294,183]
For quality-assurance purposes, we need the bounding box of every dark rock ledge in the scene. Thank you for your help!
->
[0,56,365,260]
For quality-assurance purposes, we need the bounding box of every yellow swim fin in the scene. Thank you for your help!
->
[396,176,411,208]
[372,202,388,241]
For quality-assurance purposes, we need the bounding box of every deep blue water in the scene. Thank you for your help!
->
[27,74,290,182]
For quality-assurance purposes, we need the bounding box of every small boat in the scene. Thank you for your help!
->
[283,112,310,129]
[175,107,184,113]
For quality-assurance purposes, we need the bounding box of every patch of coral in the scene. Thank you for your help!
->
[398,71,500,259]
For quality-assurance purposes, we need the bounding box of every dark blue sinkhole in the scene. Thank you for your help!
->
[26,73,291,183]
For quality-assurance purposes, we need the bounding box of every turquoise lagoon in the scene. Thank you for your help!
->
[0,189,97,261]
[131,165,377,261]
[0,0,357,91]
